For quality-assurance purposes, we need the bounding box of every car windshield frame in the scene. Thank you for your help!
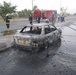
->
[20,23,57,35]
[20,25,42,35]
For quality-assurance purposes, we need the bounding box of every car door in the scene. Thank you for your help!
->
[44,25,55,44]
[50,26,59,41]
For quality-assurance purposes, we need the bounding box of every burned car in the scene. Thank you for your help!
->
[13,23,62,52]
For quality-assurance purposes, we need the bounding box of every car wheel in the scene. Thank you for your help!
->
[17,46,22,50]
[35,48,39,52]
[33,47,39,52]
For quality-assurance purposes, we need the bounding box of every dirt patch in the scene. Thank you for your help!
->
[2,30,17,36]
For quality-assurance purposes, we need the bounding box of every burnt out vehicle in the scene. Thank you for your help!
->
[13,23,62,52]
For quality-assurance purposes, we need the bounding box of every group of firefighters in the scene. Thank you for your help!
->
[5,12,57,31]
[5,14,41,31]
[29,15,41,25]
[29,12,56,25]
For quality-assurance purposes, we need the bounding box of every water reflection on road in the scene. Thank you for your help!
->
[55,23,76,71]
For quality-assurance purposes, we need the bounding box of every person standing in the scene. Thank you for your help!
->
[58,15,61,22]
[6,14,12,31]
[61,14,65,22]
[37,16,41,23]
[51,12,56,26]
[29,15,33,25]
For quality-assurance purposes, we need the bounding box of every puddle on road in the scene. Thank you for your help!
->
[54,24,76,72]
[1,30,17,36]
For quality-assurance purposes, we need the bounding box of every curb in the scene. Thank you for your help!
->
[0,46,12,52]
[0,35,14,52]
[0,42,13,52]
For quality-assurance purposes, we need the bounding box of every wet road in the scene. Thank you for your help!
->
[0,21,29,35]
[0,23,76,75]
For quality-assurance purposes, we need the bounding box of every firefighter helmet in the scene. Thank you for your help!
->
[6,14,9,16]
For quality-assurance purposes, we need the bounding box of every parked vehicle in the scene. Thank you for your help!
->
[13,23,62,52]
[33,10,57,20]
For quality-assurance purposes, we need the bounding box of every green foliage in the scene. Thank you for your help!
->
[0,1,16,21]
[33,5,38,10]
[18,9,32,18]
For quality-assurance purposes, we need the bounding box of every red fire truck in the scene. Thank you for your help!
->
[33,10,41,20]
[33,10,57,20]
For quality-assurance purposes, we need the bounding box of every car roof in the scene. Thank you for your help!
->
[25,23,51,27]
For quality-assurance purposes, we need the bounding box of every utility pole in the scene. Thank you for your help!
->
[32,0,33,10]
[60,0,62,14]
[60,0,63,16]
[60,0,62,10]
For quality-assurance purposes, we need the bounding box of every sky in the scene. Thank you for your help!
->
[0,0,76,14]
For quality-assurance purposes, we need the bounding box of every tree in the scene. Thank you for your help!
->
[18,9,32,18]
[33,5,38,10]
[27,9,32,16]
[0,1,16,21]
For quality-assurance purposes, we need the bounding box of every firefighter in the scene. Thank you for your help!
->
[29,15,33,25]
[61,14,65,22]
[51,12,56,26]
[37,16,41,23]
[6,14,12,31]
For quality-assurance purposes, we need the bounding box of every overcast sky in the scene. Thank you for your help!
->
[0,0,76,14]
